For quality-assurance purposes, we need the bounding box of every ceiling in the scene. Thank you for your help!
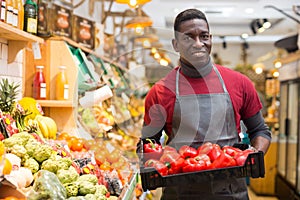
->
[108,0,300,45]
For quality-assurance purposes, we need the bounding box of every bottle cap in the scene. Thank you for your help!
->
[36,65,44,69]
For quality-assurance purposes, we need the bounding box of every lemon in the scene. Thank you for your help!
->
[3,158,12,175]
[0,141,5,156]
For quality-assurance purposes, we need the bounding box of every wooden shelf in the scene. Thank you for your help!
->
[0,21,44,63]
[36,100,75,108]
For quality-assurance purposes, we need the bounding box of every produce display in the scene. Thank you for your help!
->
[0,78,138,199]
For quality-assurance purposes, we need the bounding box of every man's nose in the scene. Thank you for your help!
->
[193,37,205,47]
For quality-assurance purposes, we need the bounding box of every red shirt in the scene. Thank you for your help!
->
[144,64,262,137]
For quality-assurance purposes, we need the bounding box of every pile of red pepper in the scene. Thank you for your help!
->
[143,141,255,176]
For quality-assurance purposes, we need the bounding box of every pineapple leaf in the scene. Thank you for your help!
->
[0,78,20,113]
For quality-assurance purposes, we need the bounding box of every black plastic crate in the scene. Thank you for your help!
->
[140,144,265,191]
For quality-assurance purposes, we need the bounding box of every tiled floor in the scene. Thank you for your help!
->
[248,188,279,200]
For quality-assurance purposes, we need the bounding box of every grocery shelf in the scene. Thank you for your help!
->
[119,172,138,200]
[36,100,75,108]
[0,21,44,63]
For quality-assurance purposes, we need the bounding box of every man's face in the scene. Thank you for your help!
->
[172,18,212,67]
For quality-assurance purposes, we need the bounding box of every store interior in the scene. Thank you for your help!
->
[0,0,299,199]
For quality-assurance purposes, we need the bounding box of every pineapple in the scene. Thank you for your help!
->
[0,78,20,113]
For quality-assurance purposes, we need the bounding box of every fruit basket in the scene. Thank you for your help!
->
[139,143,265,191]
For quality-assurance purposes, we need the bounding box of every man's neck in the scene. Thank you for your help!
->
[180,58,213,78]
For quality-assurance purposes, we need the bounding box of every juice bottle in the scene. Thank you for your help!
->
[55,66,69,100]
[33,65,46,100]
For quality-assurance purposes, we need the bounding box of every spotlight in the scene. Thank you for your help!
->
[262,18,271,29]
[256,20,265,33]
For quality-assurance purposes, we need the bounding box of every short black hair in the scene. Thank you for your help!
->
[173,8,209,38]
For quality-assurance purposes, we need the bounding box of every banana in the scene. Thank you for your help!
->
[35,116,49,139]
[41,116,57,140]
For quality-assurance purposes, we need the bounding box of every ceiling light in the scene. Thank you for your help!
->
[115,0,151,8]
[134,33,158,43]
[125,16,153,29]
[241,33,249,39]
[262,18,271,29]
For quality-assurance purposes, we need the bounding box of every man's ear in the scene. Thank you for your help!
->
[172,38,179,52]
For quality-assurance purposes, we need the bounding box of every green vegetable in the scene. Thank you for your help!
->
[77,174,98,185]
[3,136,24,148]
[24,157,39,173]
[27,170,67,200]
[57,166,79,184]
[10,144,27,158]
[25,139,40,157]
[64,182,79,197]
[56,157,73,170]
[33,144,53,163]
[78,181,96,196]
[95,184,108,196]
[84,194,98,200]
[41,159,58,173]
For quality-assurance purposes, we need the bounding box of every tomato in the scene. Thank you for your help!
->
[71,141,84,151]
[57,132,71,141]
[178,145,198,159]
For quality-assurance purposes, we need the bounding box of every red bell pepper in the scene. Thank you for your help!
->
[197,142,213,155]
[160,149,185,175]
[222,146,242,157]
[144,159,168,176]
[143,138,163,161]
[234,149,255,166]
[211,151,237,169]
[178,145,198,159]
[207,143,223,162]
[182,154,212,173]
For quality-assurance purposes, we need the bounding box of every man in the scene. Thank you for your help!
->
[138,8,271,199]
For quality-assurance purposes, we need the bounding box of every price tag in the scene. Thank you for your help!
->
[32,42,41,59]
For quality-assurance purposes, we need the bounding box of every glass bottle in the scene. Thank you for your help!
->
[0,0,6,22]
[33,65,46,100]
[55,66,69,100]
[6,0,13,25]
[23,0,37,35]
[16,0,23,29]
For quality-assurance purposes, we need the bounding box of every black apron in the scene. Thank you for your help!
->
[161,66,248,200]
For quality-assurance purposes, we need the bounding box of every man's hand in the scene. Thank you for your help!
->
[251,136,271,155]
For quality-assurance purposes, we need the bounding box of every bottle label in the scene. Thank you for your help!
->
[27,18,37,34]
[40,83,46,98]
[6,6,13,25]
[64,84,69,100]
[12,9,18,27]
[0,2,6,21]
